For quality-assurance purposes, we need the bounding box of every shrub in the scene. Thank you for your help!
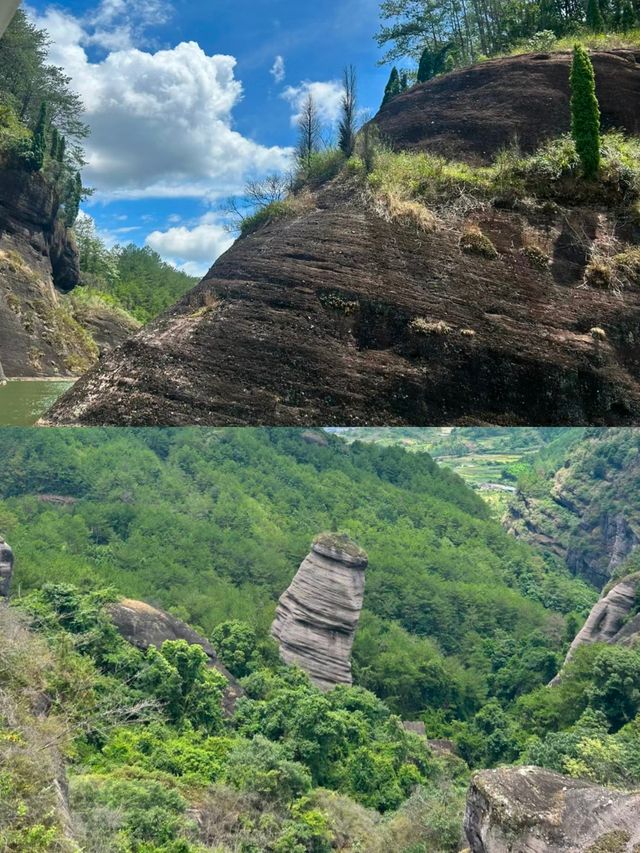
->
[460,226,498,259]
[409,318,453,336]
[240,200,294,237]
[296,148,346,188]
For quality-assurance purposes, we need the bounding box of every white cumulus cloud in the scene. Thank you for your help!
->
[29,2,294,200]
[282,80,344,128]
[146,214,235,278]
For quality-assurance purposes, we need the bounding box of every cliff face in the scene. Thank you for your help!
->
[43,182,640,426]
[505,430,640,588]
[108,598,243,714]
[374,50,640,164]
[465,766,640,852]
[271,534,367,691]
[551,573,640,682]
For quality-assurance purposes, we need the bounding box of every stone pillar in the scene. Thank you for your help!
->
[0,537,14,600]
[271,533,367,691]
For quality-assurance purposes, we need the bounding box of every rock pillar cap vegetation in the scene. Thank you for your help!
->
[312,532,368,568]
[0,536,14,600]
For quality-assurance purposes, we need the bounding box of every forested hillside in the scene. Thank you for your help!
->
[3,428,640,851]
[505,428,640,586]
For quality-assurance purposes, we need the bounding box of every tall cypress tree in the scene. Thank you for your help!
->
[619,0,636,30]
[570,45,601,179]
[31,101,48,171]
[381,67,401,107]
[49,127,59,159]
[417,48,433,83]
[338,65,358,157]
[64,172,82,227]
[57,135,66,163]
[586,0,604,31]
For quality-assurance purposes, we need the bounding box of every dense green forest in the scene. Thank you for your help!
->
[74,217,198,324]
[3,428,640,851]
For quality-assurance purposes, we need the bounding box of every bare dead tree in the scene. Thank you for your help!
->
[297,92,321,174]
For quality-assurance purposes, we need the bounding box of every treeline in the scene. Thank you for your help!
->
[0,10,88,225]
[377,0,639,81]
[74,216,198,323]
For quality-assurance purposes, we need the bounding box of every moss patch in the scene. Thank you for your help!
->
[585,830,631,853]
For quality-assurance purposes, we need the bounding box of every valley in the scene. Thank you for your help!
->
[0,427,638,851]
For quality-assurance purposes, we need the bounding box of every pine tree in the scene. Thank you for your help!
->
[570,45,601,179]
[57,135,66,163]
[64,172,82,227]
[417,48,433,83]
[338,65,357,158]
[49,127,59,159]
[619,0,635,30]
[381,67,401,107]
[586,0,604,31]
[31,100,48,171]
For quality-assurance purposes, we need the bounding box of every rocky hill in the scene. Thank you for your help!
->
[42,52,640,426]
[374,50,640,163]
[504,429,640,588]
[0,167,137,378]
[271,533,367,690]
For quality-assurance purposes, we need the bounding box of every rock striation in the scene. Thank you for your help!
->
[0,536,13,600]
[551,573,640,684]
[465,766,640,852]
[271,534,367,691]
[374,50,640,164]
[108,598,243,714]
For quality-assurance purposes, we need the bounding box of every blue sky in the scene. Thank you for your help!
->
[26,0,391,276]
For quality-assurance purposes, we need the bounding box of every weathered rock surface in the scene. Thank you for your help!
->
[108,598,243,713]
[0,536,14,600]
[552,573,640,683]
[0,166,134,377]
[271,534,367,690]
[374,51,640,164]
[42,179,640,426]
[465,766,640,852]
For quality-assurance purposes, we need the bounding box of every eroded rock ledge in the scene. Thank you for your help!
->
[551,573,640,684]
[271,533,367,690]
[465,766,640,852]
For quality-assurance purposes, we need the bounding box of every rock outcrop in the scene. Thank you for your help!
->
[374,50,640,164]
[108,598,243,713]
[465,766,640,852]
[0,166,135,377]
[0,536,13,600]
[551,573,640,683]
[271,533,367,690]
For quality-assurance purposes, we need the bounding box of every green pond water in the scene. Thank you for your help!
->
[0,380,74,426]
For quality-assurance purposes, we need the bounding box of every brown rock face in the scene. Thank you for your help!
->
[42,179,640,426]
[551,574,640,684]
[0,166,89,377]
[0,537,14,600]
[271,534,367,691]
[374,51,640,164]
[465,766,640,852]
[108,598,243,713]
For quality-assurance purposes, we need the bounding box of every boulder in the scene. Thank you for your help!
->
[551,573,640,684]
[465,766,640,852]
[0,536,13,600]
[271,533,367,690]
[108,598,243,714]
